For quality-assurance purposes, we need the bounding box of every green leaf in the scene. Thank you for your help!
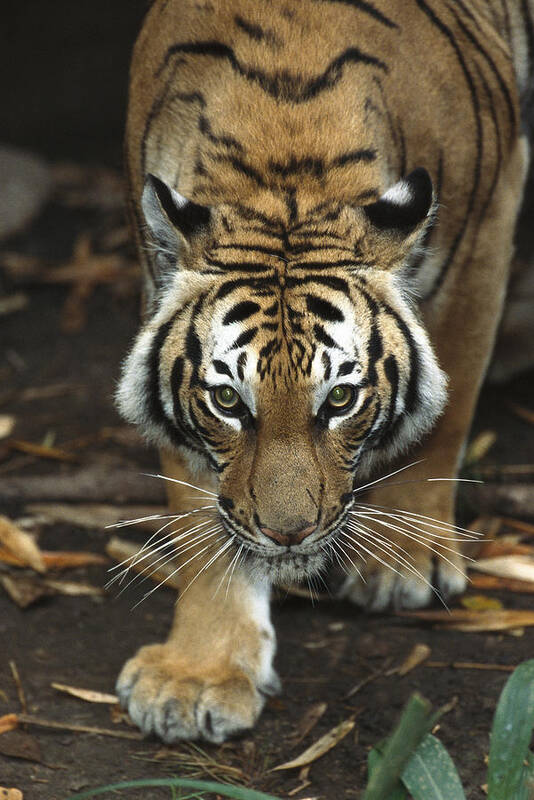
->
[402,734,466,800]
[363,693,436,800]
[66,778,281,800]
[487,659,534,800]
[367,749,407,799]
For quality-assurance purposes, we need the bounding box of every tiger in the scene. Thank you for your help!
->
[114,0,534,743]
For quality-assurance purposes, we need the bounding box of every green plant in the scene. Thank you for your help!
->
[67,659,534,800]
[365,658,534,799]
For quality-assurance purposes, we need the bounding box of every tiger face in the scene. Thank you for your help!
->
[118,169,447,583]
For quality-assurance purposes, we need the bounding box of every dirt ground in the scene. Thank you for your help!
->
[1,171,534,800]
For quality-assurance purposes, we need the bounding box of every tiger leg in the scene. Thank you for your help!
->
[116,452,279,743]
[341,136,529,611]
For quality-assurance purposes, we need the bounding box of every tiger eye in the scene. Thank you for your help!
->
[214,385,240,410]
[328,385,354,409]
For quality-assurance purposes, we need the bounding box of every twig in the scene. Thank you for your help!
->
[9,660,27,714]
[16,714,144,740]
[424,661,515,672]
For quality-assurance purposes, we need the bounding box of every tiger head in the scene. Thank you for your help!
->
[118,168,447,582]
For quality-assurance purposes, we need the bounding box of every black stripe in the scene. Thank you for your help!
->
[415,0,483,299]
[332,148,377,167]
[223,301,261,325]
[198,115,244,150]
[322,351,332,381]
[269,156,325,178]
[215,276,275,300]
[214,243,286,258]
[367,323,383,385]
[317,0,399,30]
[231,327,258,349]
[215,154,267,187]
[473,61,503,228]
[157,41,388,102]
[234,14,279,45]
[213,359,234,378]
[291,259,363,269]
[383,354,400,431]
[236,351,248,381]
[264,301,279,316]
[313,323,340,348]
[206,257,272,273]
[148,317,185,447]
[286,274,351,295]
[337,360,357,377]
[306,294,344,322]
[446,0,516,133]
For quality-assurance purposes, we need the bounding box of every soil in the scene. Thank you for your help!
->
[1,183,534,800]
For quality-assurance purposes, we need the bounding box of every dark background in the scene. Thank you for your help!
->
[2,0,149,165]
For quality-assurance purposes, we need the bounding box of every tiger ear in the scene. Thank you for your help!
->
[141,173,211,259]
[361,168,435,268]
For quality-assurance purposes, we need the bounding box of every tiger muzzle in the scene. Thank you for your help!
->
[259,522,318,547]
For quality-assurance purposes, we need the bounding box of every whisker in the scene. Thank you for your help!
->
[333,535,366,582]
[340,529,407,582]
[352,507,479,544]
[108,524,221,593]
[105,504,216,530]
[109,516,216,580]
[142,473,217,497]
[107,508,217,573]
[177,536,235,605]
[132,532,227,608]
[348,514,472,578]
[212,540,241,600]
[352,502,482,539]
[225,543,244,599]
[342,526,448,609]
[353,459,425,495]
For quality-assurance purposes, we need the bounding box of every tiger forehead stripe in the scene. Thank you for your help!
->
[156,41,389,102]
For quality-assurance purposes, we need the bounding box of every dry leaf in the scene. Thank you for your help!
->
[0,788,23,799]
[42,551,108,569]
[0,714,19,735]
[510,404,534,425]
[0,516,45,573]
[470,574,534,594]
[8,439,76,463]
[501,517,534,538]
[477,540,534,559]
[0,548,107,570]
[291,702,328,745]
[0,729,42,763]
[42,579,105,597]
[0,416,15,440]
[393,643,431,676]
[471,556,534,583]
[0,294,28,316]
[461,595,504,611]
[272,718,355,770]
[1,576,53,608]
[52,683,117,704]
[464,430,497,466]
[399,608,534,632]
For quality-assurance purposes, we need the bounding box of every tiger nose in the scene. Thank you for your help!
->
[260,523,317,546]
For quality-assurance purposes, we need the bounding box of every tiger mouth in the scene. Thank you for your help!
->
[216,504,351,580]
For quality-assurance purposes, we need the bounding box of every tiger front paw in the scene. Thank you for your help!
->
[339,550,467,611]
[116,643,280,744]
